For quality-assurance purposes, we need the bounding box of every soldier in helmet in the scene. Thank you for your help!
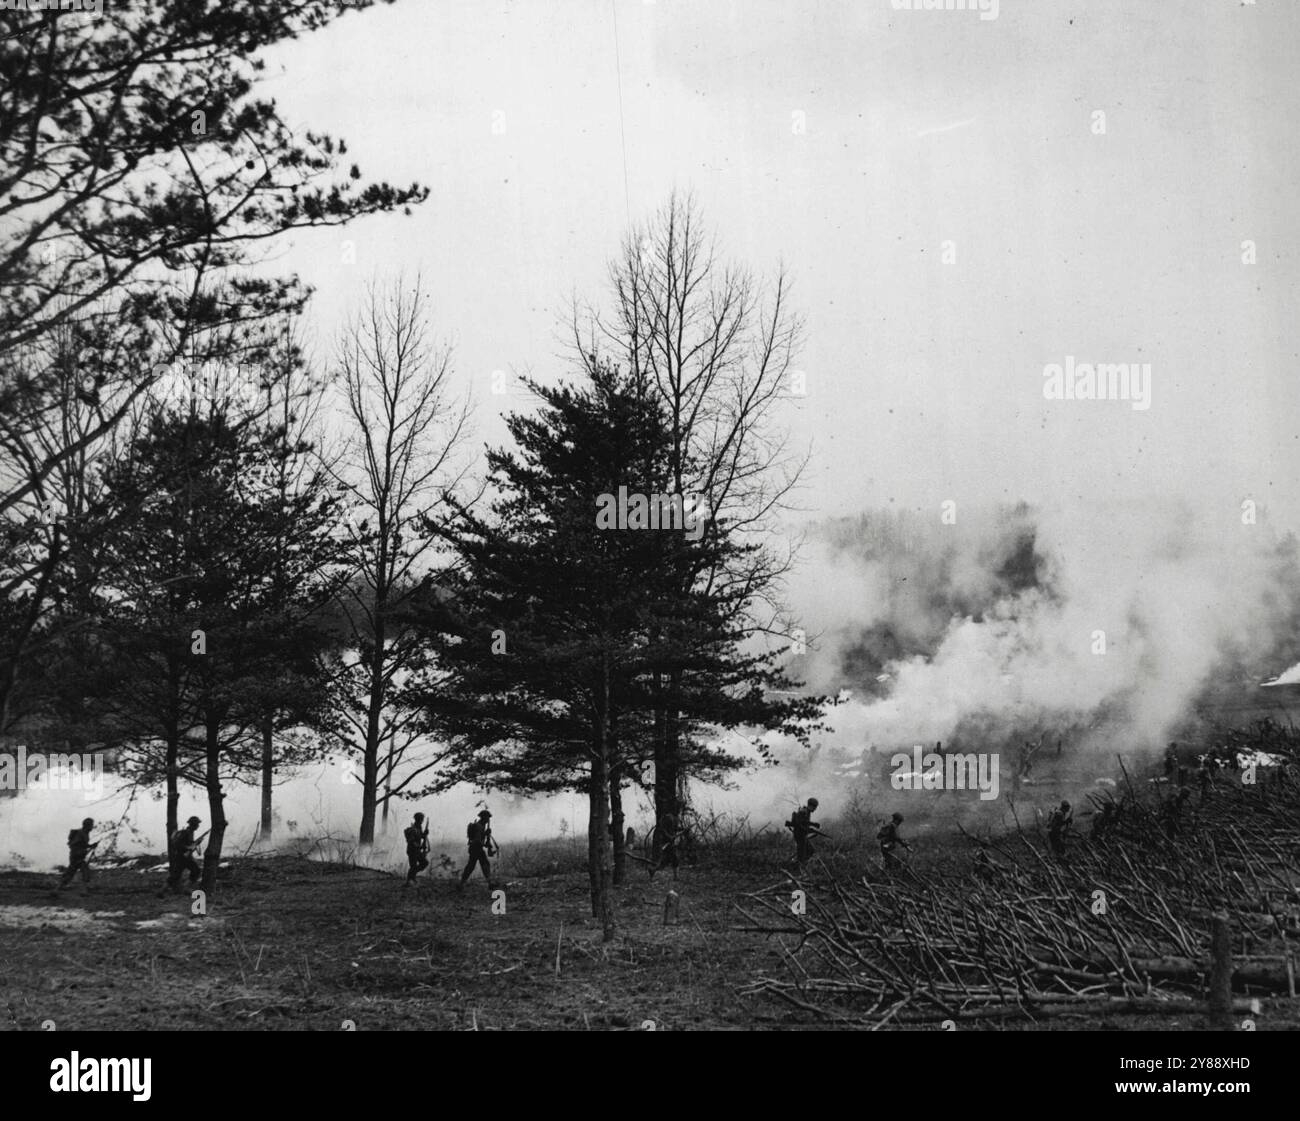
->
[458,809,498,889]
[404,812,430,886]
[1047,800,1073,858]
[1091,799,1118,844]
[1162,786,1192,839]
[160,816,203,896]
[785,797,824,871]
[56,818,97,891]
[877,812,911,873]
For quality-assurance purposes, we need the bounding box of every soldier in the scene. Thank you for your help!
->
[649,811,681,880]
[160,816,204,896]
[1047,800,1072,857]
[1197,759,1214,803]
[458,809,498,889]
[1091,800,1117,844]
[785,798,823,871]
[877,812,911,873]
[1162,787,1192,839]
[404,812,430,885]
[56,818,97,891]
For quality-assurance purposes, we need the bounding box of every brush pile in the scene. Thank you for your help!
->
[738,722,1300,1026]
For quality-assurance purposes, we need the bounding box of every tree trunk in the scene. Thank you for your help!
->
[260,712,274,840]
[653,673,681,861]
[201,716,227,893]
[587,659,615,940]
[380,731,395,832]
[359,625,385,845]
[651,676,669,862]
[165,734,179,846]
[610,760,626,886]
[164,656,181,844]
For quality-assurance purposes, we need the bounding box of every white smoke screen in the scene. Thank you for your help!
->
[0,759,600,873]
[770,499,1300,815]
[4,499,1297,870]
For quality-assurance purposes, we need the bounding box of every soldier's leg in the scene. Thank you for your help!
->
[459,847,478,885]
[406,853,418,883]
[476,849,492,881]
[185,856,201,885]
[58,859,79,889]
[80,858,92,884]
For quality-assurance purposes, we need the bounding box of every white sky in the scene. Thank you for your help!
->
[257,0,1300,533]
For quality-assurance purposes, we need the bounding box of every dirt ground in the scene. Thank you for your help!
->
[0,851,814,1031]
[3,822,1297,1031]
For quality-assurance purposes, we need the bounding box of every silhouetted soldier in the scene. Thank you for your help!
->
[404,812,430,885]
[459,809,497,889]
[57,818,97,891]
[1091,800,1117,844]
[1197,760,1214,803]
[785,798,823,871]
[1162,787,1192,839]
[161,816,203,895]
[1047,800,1072,857]
[877,812,911,873]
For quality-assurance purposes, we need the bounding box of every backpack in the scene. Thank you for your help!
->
[67,829,79,846]
[466,820,477,842]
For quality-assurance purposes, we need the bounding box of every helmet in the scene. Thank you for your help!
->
[478,809,492,819]
[82,817,94,829]
[413,812,425,823]
[807,797,819,810]
[891,812,903,823]
[187,816,201,827]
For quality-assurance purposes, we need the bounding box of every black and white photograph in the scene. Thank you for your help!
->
[1,0,1297,1081]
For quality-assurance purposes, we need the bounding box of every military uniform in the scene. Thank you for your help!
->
[787,805,817,869]
[460,813,495,887]
[1047,803,1072,857]
[405,817,429,883]
[878,816,909,872]
[58,823,94,889]
[165,821,202,893]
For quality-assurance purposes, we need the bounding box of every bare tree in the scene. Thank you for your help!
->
[329,277,474,845]
[574,190,812,866]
